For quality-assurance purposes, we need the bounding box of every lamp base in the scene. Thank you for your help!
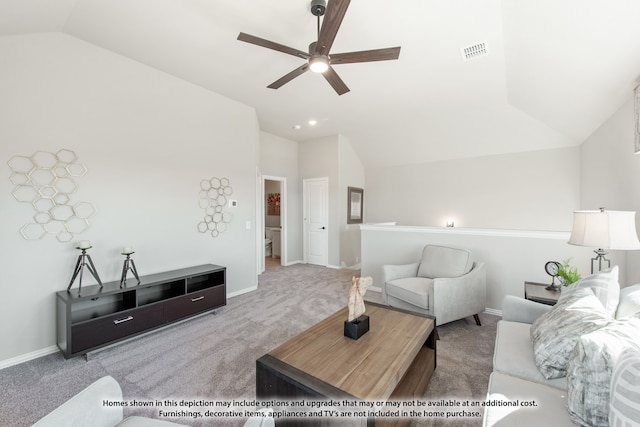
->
[591,249,611,274]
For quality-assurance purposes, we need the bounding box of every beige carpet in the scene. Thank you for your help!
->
[0,262,497,427]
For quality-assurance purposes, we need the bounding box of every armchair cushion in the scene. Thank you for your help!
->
[385,277,432,310]
[417,245,473,279]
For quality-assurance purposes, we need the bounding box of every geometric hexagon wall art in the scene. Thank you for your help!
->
[8,149,97,242]
[197,177,233,238]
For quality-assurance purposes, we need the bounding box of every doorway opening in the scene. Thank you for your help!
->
[261,176,286,273]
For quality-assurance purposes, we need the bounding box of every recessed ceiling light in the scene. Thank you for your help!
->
[308,120,318,126]
[293,125,301,130]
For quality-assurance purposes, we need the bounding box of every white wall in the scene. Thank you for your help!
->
[259,131,302,264]
[298,135,365,268]
[0,33,260,363]
[339,135,365,268]
[581,97,640,285]
[299,136,341,267]
[365,147,581,231]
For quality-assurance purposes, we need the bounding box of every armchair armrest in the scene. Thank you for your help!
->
[431,262,486,325]
[501,295,552,324]
[382,262,420,283]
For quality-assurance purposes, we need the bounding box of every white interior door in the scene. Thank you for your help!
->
[303,178,328,266]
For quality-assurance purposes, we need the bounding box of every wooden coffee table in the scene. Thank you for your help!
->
[256,302,436,426]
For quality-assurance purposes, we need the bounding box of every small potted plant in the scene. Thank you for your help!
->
[557,258,581,287]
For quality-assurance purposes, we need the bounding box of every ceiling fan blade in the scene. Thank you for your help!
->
[238,32,310,59]
[331,46,401,64]
[322,66,350,95]
[315,0,351,56]
[267,64,310,89]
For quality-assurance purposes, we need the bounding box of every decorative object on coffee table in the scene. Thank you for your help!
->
[344,276,372,339]
[67,240,102,295]
[119,247,140,287]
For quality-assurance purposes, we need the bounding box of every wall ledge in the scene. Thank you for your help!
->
[360,224,571,240]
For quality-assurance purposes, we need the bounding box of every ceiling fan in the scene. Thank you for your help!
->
[237,0,401,95]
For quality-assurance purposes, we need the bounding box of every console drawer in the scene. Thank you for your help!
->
[71,304,164,354]
[164,286,225,323]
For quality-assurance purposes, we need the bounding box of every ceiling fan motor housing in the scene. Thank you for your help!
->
[310,0,326,16]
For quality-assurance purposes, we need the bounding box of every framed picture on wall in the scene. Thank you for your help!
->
[347,187,364,224]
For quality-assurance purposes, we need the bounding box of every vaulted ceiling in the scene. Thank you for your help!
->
[2,0,640,168]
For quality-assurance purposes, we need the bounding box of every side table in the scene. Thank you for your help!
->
[524,281,560,306]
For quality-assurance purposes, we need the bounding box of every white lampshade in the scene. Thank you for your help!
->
[568,210,640,250]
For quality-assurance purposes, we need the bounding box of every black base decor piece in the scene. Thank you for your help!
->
[344,315,369,340]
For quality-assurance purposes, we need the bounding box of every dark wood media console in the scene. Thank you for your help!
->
[56,264,226,358]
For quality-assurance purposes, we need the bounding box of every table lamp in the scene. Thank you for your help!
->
[568,208,640,273]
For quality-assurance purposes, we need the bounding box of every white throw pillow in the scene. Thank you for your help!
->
[531,288,611,379]
[609,347,640,426]
[616,283,640,319]
[562,266,620,317]
[566,313,640,427]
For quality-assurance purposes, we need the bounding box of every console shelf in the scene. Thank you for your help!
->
[56,264,226,358]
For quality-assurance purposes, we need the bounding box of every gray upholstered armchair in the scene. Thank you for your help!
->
[382,244,486,326]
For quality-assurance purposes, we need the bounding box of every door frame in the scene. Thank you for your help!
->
[261,175,287,273]
[303,177,329,266]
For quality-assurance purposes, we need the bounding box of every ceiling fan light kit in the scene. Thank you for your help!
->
[309,55,329,73]
[237,0,401,95]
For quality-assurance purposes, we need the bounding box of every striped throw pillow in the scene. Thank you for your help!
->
[609,348,640,426]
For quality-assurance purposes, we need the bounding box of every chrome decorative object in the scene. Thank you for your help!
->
[197,177,233,238]
[8,149,97,242]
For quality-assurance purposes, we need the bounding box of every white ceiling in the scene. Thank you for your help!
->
[2,0,640,168]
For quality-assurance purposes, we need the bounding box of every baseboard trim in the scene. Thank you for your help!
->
[484,308,502,317]
[0,345,59,371]
[227,286,257,298]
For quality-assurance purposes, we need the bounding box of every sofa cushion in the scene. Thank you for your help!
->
[566,313,640,427]
[616,283,640,319]
[385,277,431,309]
[483,372,575,427]
[493,321,567,390]
[530,288,611,379]
[609,348,640,426]
[417,245,472,279]
[562,266,620,317]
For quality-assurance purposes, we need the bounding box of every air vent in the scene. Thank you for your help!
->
[461,41,488,62]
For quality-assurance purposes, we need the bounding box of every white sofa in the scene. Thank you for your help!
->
[33,376,274,427]
[484,271,640,427]
[381,244,486,326]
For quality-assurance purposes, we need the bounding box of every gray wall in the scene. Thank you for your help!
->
[0,33,260,363]
[581,97,640,285]
[298,135,365,268]
[365,147,581,231]
[360,225,622,312]
[259,131,302,264]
